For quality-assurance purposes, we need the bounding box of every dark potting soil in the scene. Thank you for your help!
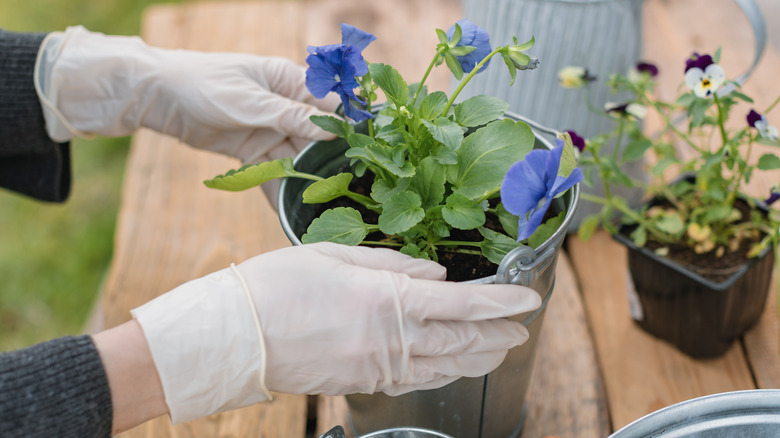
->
[619,198,767,283]
[308,167,500,282]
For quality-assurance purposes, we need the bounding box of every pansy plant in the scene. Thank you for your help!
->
[560,50,780,263]
[204,21,581,263]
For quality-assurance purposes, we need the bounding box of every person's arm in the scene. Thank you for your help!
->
[0,335,111,437]
[91,320,168,434]
[0,29,70,202]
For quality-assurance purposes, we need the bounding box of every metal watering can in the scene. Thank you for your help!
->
[458,0,767,228]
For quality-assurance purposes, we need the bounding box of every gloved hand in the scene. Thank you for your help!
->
[34,25,339,165]
[130,242,541,424]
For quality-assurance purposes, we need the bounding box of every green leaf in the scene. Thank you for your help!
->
[449,119,535,199]
[444,52,464,80]
[702,205,733,222]
[368,63,409,106]
[204,158,296,191]
[421,117,464,151]
[431,145,459,165]
[526,211,565,248]
[442,193,486,230]
[731,91,754,103]
[302,173,353,204]
[501,52,518,85]
[302,207,370,245]
[757,153,780,170]
[478,227,520,265]
[654,212,685,235]
[400,243,430,260]
[310,115,354,138]
[577,214,600,241]
[345,143,416,177]
[557,133,578,179]
[378,191,425,234]
[631,226,647,247]
[496,203,519,239]
[409,157,446,209]
[435,28,449,45]
[454,95,510,127]
[419,91,449,119]
[621,137,652,162]
[371,177,410,203]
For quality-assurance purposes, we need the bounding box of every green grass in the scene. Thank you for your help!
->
[0,0,194,351]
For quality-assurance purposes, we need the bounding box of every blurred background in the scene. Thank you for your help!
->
[0,0,778,353]
[0,0,199,350]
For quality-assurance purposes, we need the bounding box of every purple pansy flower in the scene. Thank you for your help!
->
[684,52,725,98]
[684,52,714,73]
[765,188,779,206]
[305,24,376,122]
[566,130,586,152]
[445,19,492,74]
[636,61,659,77]
[747,109,779,140]
[501,139,583,241]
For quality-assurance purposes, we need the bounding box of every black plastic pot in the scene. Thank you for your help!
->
[613,200,775,358]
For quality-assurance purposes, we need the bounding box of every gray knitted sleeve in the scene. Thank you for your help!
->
[0,29,71,202]
[0,335,113,437]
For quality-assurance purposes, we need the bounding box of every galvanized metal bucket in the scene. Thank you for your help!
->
[609,390,780,437]
[278,117,580,438]
[360,427,454,438]
[458,0,766,228]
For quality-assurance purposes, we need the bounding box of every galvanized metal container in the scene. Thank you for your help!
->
[278,118,580,438]
[360,428,454,438]
[458,0,766,228]
[609,390,780,437]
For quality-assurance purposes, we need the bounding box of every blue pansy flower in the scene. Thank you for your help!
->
[445,19,492,74]
[305,24,376,122]
[501,139,583,241]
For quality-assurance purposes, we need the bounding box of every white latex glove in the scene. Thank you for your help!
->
[34,25,339,165]
[131,242,541,424]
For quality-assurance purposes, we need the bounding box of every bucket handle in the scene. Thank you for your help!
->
[495,244,556,286]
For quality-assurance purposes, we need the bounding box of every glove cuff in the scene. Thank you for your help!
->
[131,266,270,423]
[34,26,160,142]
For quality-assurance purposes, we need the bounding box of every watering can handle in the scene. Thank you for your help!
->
[507,0,767,136]
[719,0,767,95]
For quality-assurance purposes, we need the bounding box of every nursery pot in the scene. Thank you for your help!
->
[278,120,580,438]
[609,390,780,437]
[612,192,775,359]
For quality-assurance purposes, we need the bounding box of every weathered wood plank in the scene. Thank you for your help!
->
[523,251,610,438]
[569,231,757,431]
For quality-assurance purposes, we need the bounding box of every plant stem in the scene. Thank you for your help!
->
[361,240,403,247]
[611,117,626,162]
[650,100,704,154]
[442,47,502,115]
[411,49,445,106]
[765,93,780,114]
[579,192,677,244]
[436,240,482,248]
[345,191,381,213]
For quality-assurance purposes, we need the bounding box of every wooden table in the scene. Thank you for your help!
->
[98,0,780,436]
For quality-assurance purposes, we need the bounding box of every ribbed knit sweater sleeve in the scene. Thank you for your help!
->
[0,335,113,437]
[0,29,71,202]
